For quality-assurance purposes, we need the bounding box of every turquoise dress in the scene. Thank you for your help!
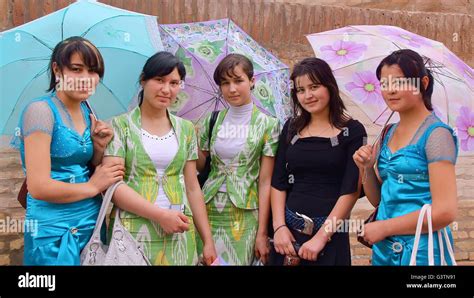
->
[373,113,458,266]
[12,93,101,265]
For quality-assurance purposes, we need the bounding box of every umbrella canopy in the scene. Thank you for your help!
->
[159,18,292,124]
[306,25,474,154]
[0,0,164,135]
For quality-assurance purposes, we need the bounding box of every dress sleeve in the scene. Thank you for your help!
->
[186,121,199,161]
[261,117,281,157]
[340,120,367,197]
[197,113,211,151]
[271,120,291,191]
[10,101,54,150]
[425,127,457,165]
[104,117,127,159]
[21,101,54,137]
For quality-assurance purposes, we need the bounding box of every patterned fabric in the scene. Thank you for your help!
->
[160,18,293,124]
[105,106,199,265]
[373,113,458,265]
[196,192,258,265]
[110,214,198,265]
[105,106,198,217]
[198,104,280,209]
[12,93,101,265]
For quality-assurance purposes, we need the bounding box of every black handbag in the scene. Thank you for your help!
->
[197,111,219,188]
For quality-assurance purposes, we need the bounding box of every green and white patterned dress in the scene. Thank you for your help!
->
[198,105,280,265]
[105,106,199,265]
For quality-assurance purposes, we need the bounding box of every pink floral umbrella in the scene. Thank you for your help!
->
[307,25,474,155]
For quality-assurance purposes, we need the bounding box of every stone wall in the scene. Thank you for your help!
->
[0,0,473,265]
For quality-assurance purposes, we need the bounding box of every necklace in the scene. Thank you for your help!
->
[307,124,333,137]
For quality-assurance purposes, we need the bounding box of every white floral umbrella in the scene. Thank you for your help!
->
[307,25,474,155]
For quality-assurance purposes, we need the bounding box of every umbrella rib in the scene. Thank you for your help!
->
[2,29,54,51]
[185,84,218,96]
[60,5,70,41]
[254,67,290,77]
[81,15,147,37]
[217,95,229,109]
[2,66,49,134]
[331,54,393,71]
[159,25,219,94]
[179,96,218,118]
[94,46,151,59]
[225,19,231,57]
[429,68,467,83]
[430,70,452,124]
[195,98,219,123]
[1,57,50,69]
[372,106,390,124]
[96,80,128,112]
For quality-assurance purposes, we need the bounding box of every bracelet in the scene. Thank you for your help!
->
[322,228,332,242]
[273,224,287,234]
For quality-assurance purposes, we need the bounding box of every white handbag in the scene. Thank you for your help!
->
[409,204,456,266]
[81,181,151,265]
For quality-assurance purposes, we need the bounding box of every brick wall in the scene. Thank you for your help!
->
[0,0,473,265]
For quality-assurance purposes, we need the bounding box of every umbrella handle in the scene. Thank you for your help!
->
[85,100,98,121]
[362,110,395,185]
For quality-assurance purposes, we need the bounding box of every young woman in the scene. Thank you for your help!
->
[103,51,216,265]
[197,54,280,265]
[12,36,123,265]
[271,57,366,265]
[353,49,458,265]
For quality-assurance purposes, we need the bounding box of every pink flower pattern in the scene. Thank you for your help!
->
[456,106,474,152]
[320,40,367,66]
[345,71,384,105]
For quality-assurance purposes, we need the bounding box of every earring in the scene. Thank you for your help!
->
[55,76,60,83]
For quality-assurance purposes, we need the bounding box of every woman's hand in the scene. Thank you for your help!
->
[87,163,124,195]
[90,114,113,150]
[254,233,270,264]
[156,209,190,234]
[359,220,390,246]
[202,241,217,265]
[298,234,327,261]
[273,225,297,256]
[353,144,376,170]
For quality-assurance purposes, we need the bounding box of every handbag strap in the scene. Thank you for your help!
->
[410,204,434,266]
[208,110,219,148]
[90,181,125,241]
[440,228,457,265]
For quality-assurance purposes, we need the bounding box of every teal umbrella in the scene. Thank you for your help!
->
[0,0,164,135]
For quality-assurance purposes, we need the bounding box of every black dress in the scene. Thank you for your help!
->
[270,118,367,265]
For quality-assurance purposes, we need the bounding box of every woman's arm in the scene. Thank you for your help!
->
[89,114,114,166]
[362,161,457,244]
[25,132,123,203]
[183,160,217,264]
[196,150,208,173]
[102,156,190,234]
[362,165,382,207]
[271,187,297,256]
[254,155,274,263]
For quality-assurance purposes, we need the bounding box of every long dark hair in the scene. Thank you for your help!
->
[376,49,434,111]
[47,36,104,92]
[288,57,350,142]
[138,51,186,106]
